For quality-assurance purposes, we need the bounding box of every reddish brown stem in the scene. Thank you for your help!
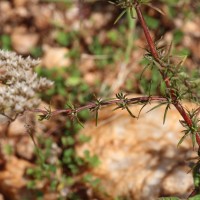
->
[196,134,200,146]
[134,2,194,131]
[134,3,158,59]
[32,96,167,117]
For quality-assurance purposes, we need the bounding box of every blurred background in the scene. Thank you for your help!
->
[0,0,200,199]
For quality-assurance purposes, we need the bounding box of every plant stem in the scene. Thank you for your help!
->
[32,96,167,117]
[134,1,195,135]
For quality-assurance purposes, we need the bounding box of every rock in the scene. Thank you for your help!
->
[31,4,54,30]
[91,12,112,30]
[182,18,200,38]
[13,0,28,7]
[0,115,10,124]
[16,136,35,160]
[42,46,71,68]
[0,156,35,200]
[8,116,27,137]
[80,54,96,73]
[76,98,195,199]
[0,1,13,25]
[11,28,39,54]
[0,194,4,200]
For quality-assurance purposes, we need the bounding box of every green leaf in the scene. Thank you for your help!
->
[0,34,11,50]
[68,163,79,174]
[147,103,166,113]
[173,29,184,44]
[158,197,180,200]
[56,31,72,46]
[193,162,200,187]
[65,177,75,186]
[107,30,118,42]
[66,76,81,86]
[78,134,91,143]
[114,9,127,24]
[27,180,36,189]
[138,103,148,118]
[125,105,136,118]
[84,150,100,167]
[95,109,99,126]
[140,63,151,80]
[144,15,159,29]
[191,133,196,149]
[82,173,100,187]
[146,4,165,15]
[75,116,84,128]
[189,195,200,200]
[177,132,189,147]
[163,104,170,124]
[61,136,75,146]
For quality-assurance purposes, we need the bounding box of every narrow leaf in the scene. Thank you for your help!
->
[130,8,135,19]
[177,132,189,148]
[125,105,136,118]
[147,102,166,113]
[76,116,84,128]
[189,194,200,200]
[148,80,152,96]
[138,103,148,118]
[163,104,170,124]
[114,10,127,24]
[158,197,180,200]
[113,104,123,111]
[166,41,173,58]
[147,4,165,15]
[139,63,151,80]
[191,133,196,149]
[108,1,115,5]
[95,110,98,126]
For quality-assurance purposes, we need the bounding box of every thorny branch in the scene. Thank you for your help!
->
[32,95,167,118]
[133,0,198,141]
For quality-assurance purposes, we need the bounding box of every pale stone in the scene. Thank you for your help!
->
[8,116,27,136]
[76,98,195,199]
[16,136,35,160]
[11,29,39,54]
[13,0,28,7]
[0,194,4,200]
[182,19,200,38]
[0,156,34,200]
[42,46,71,68]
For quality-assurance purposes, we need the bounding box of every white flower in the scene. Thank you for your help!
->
[0,49,54,121]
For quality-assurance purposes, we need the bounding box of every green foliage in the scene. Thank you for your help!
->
[36,65,93,104]
[144,15,160,29]
[173,29,184,44]
[30,46,43,58]
[82,173,101,187]
[159,195,200,200]
[77,134,91,143]
[2,144,14,155]
[0,34,11,50]
[178,109,200,148]
[115,92,136,118]
[84,150,101,168]
[189,195,200,200]
[89,37,115,68]
[56,31,77,46]
[158,197,180,200]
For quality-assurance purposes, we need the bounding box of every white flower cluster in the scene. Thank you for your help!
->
[0,49,53,121]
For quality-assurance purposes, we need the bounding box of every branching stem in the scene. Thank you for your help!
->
[134,1,194,135]
[32,96,167,117]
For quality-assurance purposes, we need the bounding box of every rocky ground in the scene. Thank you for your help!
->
[0,0,200,199]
